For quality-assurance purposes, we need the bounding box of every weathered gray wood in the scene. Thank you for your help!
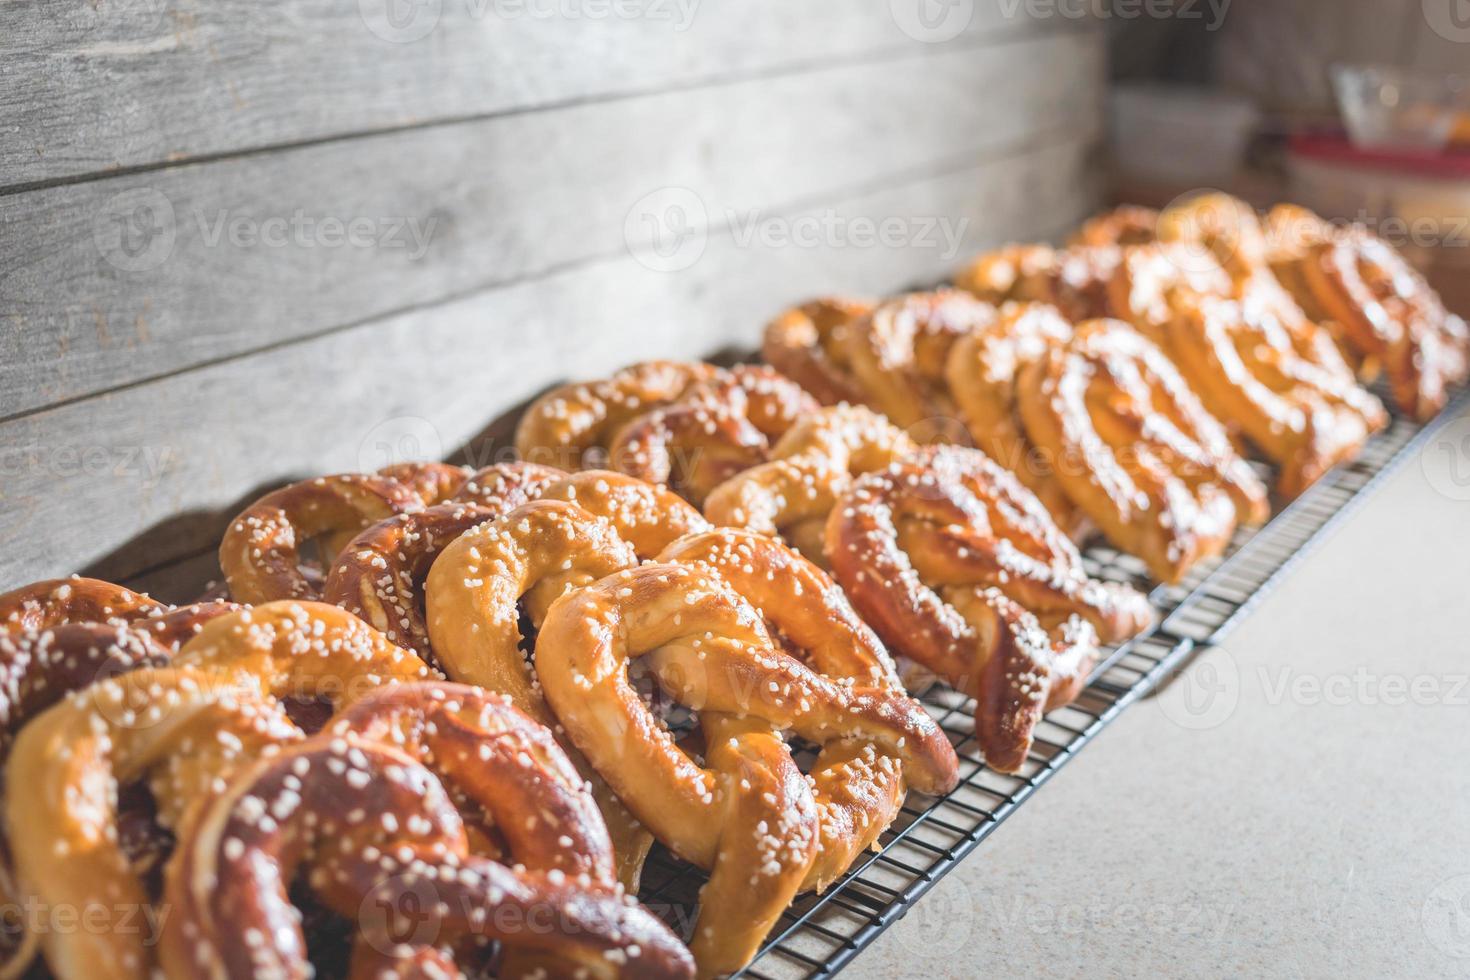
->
[0,0,1070,189]
[0,132,1103,588]
[1,30,1103,419]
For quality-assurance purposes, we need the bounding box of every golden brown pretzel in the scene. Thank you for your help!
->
[1070,204,1161,248]
[955,245,1119,323]
[6,666,303,979]
[1017,319,1269,583]
[515,360,719,470]
[425,500,651,889]
[161,701,695,980]
[1164,293,1388,498]
[761,296,876,405]
[942,303,1086,537]
[535,561,958,976]
[840,290,996,437]
[702,404,917,564]
[1156,192,1271,285]
[538,469,712,557]
[1302,228,1468,421]
[172,601,435,712]
[659,530,958,889]
[1106,242,1235,340]
[0,577,165,633]
[376,460,470,505]
[824,447,1152,772]
[608,366,819,505]
[219,474,425,604]
[322,502,496,662]
[449,459,567,509]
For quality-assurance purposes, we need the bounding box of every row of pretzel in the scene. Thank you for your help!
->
[1,192,1461,980]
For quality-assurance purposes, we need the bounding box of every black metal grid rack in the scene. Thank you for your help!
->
[631,385,1469,978]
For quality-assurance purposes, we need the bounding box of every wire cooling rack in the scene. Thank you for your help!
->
[632,385,1469,978]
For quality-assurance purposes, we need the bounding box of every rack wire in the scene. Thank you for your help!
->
[633,385,1469,978]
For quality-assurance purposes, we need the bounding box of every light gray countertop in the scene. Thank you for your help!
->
[846,401,1470,980]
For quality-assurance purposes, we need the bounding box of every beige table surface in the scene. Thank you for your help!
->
[845,400,1470,980]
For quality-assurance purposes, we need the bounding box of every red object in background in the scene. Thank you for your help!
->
[1289,130,1470,179]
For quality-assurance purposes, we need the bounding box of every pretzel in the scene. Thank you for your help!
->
[219,474,425,604]
[161,706,695,980]
[840,290,995,438]
[942,303,1087,538]
[0,577,165,633]
[1017,319,1269,582]
[1301,227,1468,421]
[515,360,719,470]
[825,446,1152,771]
[448,459,567,510]
[1163,293,1388,498]
[1069,204,1160,248]
[1155,192,1272,286]
[702,405,917,564]
[322,502,496,663]
[538,469,712,558]
[955,245,1118,323]
[377,461,471,505]
[1106,242,1236,341]
[535,560,958,976]
[608,366,819,505]
[761,297,875,405]
[658,530,957,885]
[172,601,435,713]
[425,500,651,888]
[6,666,303,979]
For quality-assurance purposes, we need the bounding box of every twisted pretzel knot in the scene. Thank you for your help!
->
[825,446,1152,772]
[1017,319,1269,583]
[516,361,719,470]
[6,666,303,979]
[162,683,695,980]
[1106,243,1235,339]
[943,303,1086,538]
[1069,204,1161,249]
[449,460,567,511]
[220,474,425,605]
[956,245,1118,323]
[1166,293,1388,498]
[535,559,958,977]
[608,366,819,505]
[536,470,712,558]
[425,501,650,889]
[3,603,434,979]
[840,290,995,438]
[0,578,164,633]
[702,405,917,565]
[1304,229,1468,421]
[377,462,472,506]
[761,297,875,406]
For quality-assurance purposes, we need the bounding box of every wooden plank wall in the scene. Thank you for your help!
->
[0,2,1107,598]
